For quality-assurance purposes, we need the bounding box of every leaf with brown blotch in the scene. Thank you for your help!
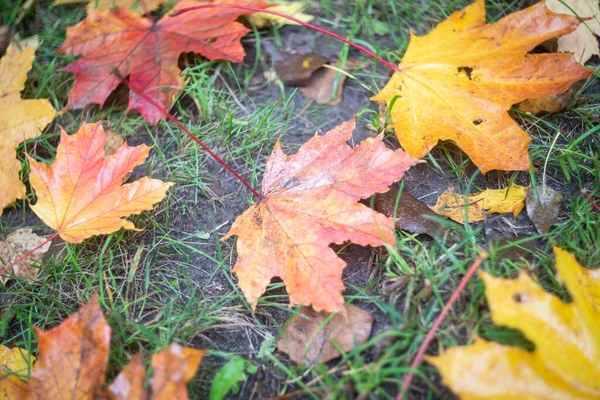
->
[225,119,419,313]
[26,293,111,399]
[300,60,361,105]
[430,247,600,399]
[0,229,51,285]
[149,344,205,400]
[277,304,373,366]
[59,0,270,124]
[27,122,173,244]
[430,185,528,224]
[0,38,55,215]
[372,0,592,173]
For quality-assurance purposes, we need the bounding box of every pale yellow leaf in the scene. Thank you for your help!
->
[246,1,313,28]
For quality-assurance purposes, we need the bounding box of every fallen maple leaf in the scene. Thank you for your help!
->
[547,0,600,64]
[430,247,600,399]
[372,0,592,173]
[0,38,55,215]
[224,119,419,313]
[246,0,314,28]
[60,0,269,124]
[277,304,373,366]
[0,229,51,285]
[0,345,34,398]
[430,185,528,224]
[27,122,173,243]
[54,0,168,13]
[3,294,205,399]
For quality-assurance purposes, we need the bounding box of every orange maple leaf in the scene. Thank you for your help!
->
[59,0,269,124]
[372,0,592,173]
[3,294,205,399]
[27,122,173,243]
[224,120,419,313]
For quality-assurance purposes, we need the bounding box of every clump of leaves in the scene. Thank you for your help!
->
[0,294,205,399]
[431,248,600,398]
[373,0,592,172]
[225,119,419,313]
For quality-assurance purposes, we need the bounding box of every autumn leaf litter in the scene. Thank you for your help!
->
[1,0,599,398]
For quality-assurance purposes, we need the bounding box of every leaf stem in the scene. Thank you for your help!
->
[0,232,59,279]
[582,189,600,212]
[121,78,264,200]
[170,4,401,74]
[398,251,488,399]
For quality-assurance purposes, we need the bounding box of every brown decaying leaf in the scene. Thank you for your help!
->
[59,0,270,123]
[373,185,453,241]
[274,52,329,86]
[300,60,361,105]
[372,0,592,172]
[225,119,419,313]
[0,26,9,54]
[0,229,51,285]
[277,304,373,366]
[526,186,562,234]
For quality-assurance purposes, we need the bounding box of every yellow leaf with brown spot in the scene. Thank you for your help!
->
[0,38,55,214]
[430,247,600,399]
[246,1,314,28]
[372,0,592,172]
[430,185,527,224]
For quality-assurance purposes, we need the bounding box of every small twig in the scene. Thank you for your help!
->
[120,77,264,200]
[398,251,488,399]
[582,189,600,212]
[170,4,401,74]
[0,232,59,279]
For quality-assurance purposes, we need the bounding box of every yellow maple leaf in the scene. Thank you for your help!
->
[53,0,167,13]
[430,185,527,224]
[372,0,592,172]
[0,38,55,215]
[430,247,600,399]
[246,1,314,28]
[0,345,35,399]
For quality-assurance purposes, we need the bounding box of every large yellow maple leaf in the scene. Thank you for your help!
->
[27,122,173,243]
[0,38,55,215]
[372,0,592,173]
[430,247,600,399]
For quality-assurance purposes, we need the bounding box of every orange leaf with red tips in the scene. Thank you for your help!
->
[372,0,592,172]
[224,120,419,313]
[28,122,173,243]
[59,0,269,123]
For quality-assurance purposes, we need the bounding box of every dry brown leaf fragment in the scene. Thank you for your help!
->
[526,186,563,234]
[546,0,600,64]
[300,59,361,105]
[274,52,329,86]
[0,229,51,285]
[431,185,528,224]
[277,304,373,366]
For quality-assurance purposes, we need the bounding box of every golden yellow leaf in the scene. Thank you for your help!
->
[0,38,55,214]
[430,247,600,399]
[547,0,600,64]
[246,1,314,28]
[372,0,592,172]
[430,185,527,224]
[0,345,35,399]
[53,0,167,13]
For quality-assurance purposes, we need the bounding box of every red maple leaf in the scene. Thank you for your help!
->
[60,0,269,123]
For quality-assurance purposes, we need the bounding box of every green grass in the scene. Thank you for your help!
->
[1,0,599,398]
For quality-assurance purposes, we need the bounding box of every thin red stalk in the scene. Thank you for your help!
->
[397,252,488,399]
[0,232,59,279]
[122,79,264,200]
[582,190,600,212]
[171,4,401,74]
